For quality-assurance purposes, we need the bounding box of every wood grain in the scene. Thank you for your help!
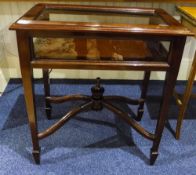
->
[11,4,192,165]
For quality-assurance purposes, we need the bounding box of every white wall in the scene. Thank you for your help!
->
[0,1,195,92]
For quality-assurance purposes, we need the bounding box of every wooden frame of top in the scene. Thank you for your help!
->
[10,3,193,36]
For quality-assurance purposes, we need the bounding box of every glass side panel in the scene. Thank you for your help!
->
[36,8,167,26]
[33,37,169,62]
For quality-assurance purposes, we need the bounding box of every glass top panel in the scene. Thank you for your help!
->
[36,8,167,26]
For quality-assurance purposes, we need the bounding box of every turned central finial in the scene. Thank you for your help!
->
[91,77,105,110]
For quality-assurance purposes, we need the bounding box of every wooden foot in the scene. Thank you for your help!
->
[45,107,52,120]
[32,148,40,164]
[175,130,180,140]
[150,149,158,165]
[135,108,144,121]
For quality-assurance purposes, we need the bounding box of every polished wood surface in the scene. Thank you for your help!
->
[1,0,196,2]
[10,4,192,36]
[16,31,40,164]
[10,3,191,165]
[174,6,196,140]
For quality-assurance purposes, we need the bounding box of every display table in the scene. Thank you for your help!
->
[174,6,196,139]
[10,3,192,165]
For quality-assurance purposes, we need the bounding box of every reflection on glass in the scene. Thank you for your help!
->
[36,9,167,25]
[34,37,169,61]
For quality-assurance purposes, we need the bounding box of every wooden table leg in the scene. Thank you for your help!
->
[175,52,196,139]
[150,70,176,164]
[17,31,40,164]
[136,71,151,121]
[150,38,186,165]
[43,69,52,119]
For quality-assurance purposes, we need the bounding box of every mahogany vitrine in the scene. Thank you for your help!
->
[10,3,193,165]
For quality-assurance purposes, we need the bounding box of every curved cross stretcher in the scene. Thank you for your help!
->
[39,76,157,165]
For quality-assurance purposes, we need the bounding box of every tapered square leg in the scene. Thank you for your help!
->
[150,149,158,165]
[149,37,186,165]
[43,69,52,120]
[175,53,196,139]
[16,31,41,165]
[136,71,151,121]
[32,147,41,164]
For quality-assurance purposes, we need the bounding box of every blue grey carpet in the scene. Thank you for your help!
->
[0,79,196,175]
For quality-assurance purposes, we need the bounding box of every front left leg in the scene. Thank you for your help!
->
[17,31,40,164]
